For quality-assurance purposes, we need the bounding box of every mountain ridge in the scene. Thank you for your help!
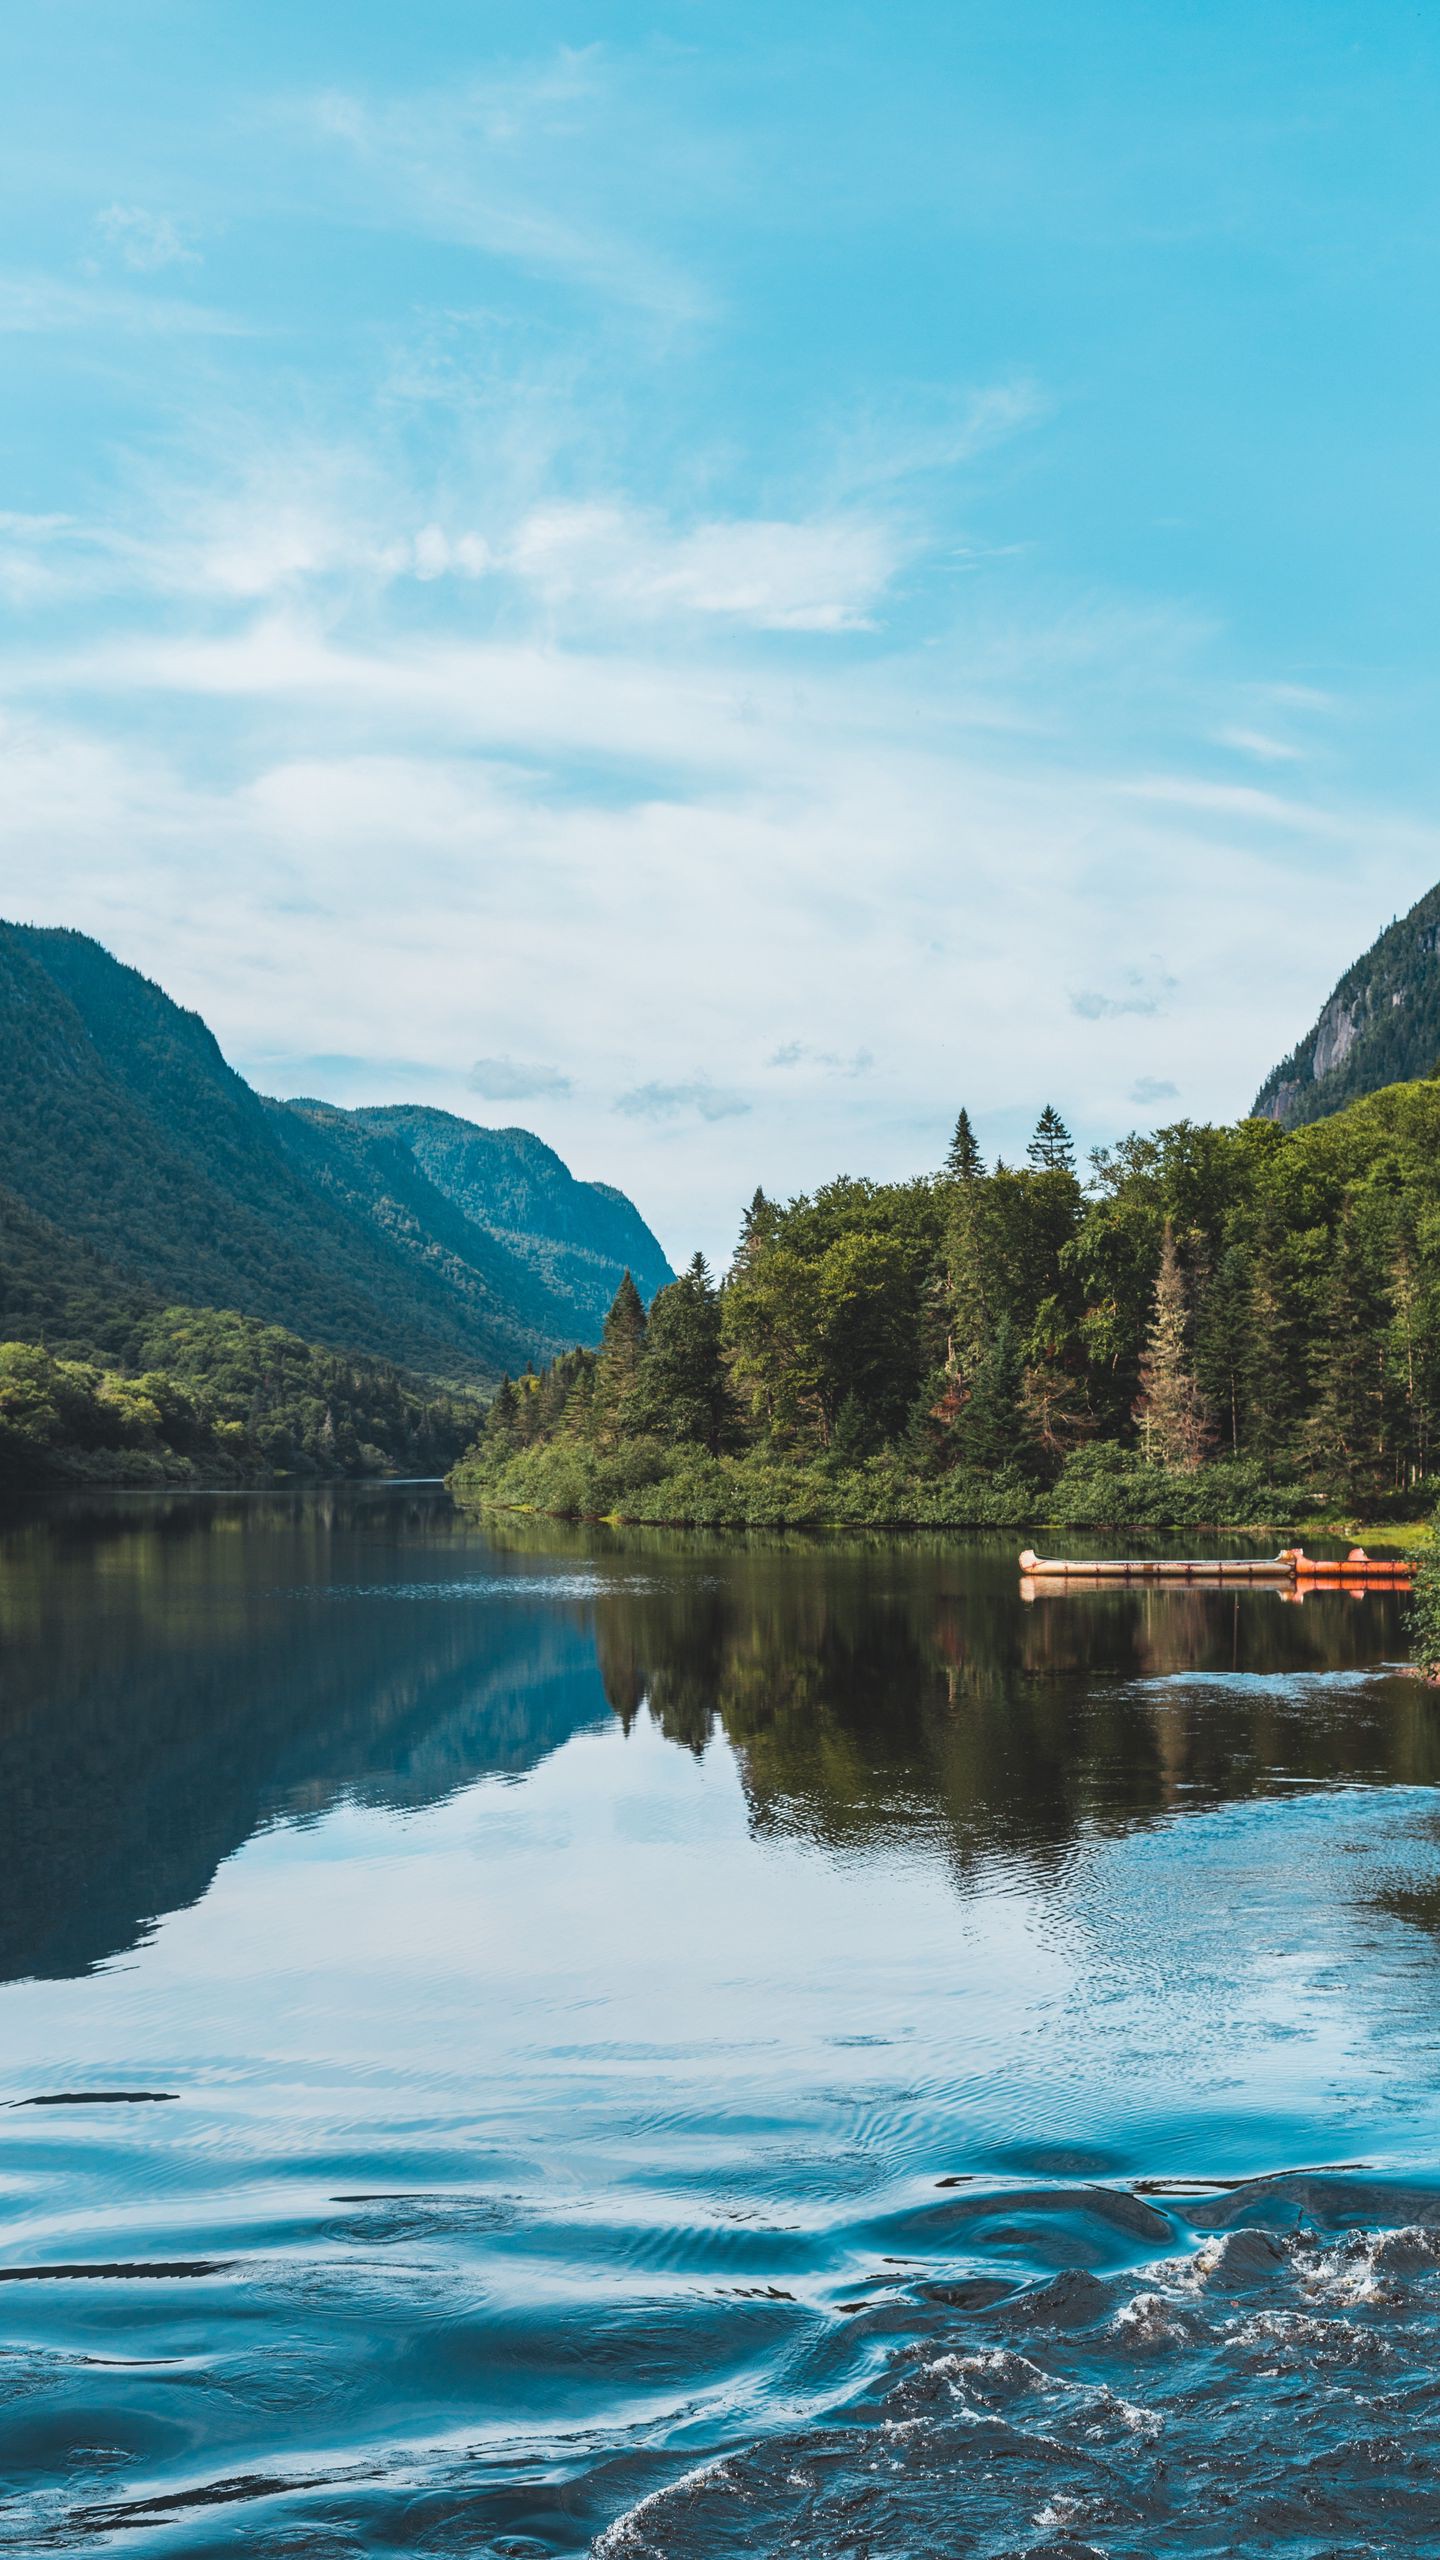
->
[1253,880,1440,1126]
[0,924,670,1382]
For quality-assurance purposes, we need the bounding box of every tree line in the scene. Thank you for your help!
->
[0,1307,480,1489]
[455,1076,1440,1523]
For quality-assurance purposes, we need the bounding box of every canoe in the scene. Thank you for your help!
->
[1018,1546,1413,1586]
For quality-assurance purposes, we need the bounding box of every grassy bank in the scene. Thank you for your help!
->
[447,1438,1350,1533]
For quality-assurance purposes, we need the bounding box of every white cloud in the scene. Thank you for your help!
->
[1215,724,1303,763]
[290,56,706,319]
[95,205,199,273]
[769,1041,874,1076]
[824,376,1050,499]
[469,1055,573,1100]
[1070,968,1178,1021]
[0,442,896,637]
[614,1080,752,1124]
[0,274,242,335]
[1119,774,1343,832]
[2,676,1436,1267]
[503,500,899,630]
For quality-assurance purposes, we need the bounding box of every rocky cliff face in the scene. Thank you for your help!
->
[1253,882,1440,1127]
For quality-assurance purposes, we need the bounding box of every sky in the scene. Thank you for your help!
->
[3,1,1440,1268]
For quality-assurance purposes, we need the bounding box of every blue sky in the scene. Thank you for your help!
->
[4,0,1440,1263]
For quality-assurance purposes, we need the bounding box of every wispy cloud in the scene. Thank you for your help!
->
[826,376,1050,498]
[505,501,899,632]
[469,1055,573,1100]
[614,1079,751,1123]
[292,55,707,319]
[1130,1075,1179,1104]
[1215,724,1302,763]
[0,444,899,636]
[95,205,199,273]
[769,1040,874,1075]
[0,274,243,335]
[1070,966,1179,1021]
[1120,774,1341,833]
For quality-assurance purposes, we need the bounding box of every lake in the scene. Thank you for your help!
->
[4,1487,1440,2553]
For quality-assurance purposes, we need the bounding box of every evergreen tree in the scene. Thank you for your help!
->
[484,1374,520,1450]
[733,1187,778,1271]
[1027,1105,1075,1173]
[1304,1223,1386,1492]
[954,1311,1027,1469]
[592,1270,648,1445]
[1192,1239,1255,1456]
[946,1108,983,1182]
[1018,1292,1093,1465]
[1387,1241,1430,1487]
[828,1388,873,1464]
[1133,1223,1214,1468]
[629,1253,736,1452]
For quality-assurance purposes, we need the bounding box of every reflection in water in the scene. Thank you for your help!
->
[0,1489,613,1980]
[0,1499,1425,1986]
[569,1517,1428,1874]
[2,1492,1440,2556]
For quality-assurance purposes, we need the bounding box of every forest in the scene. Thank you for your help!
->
[0,1308,480,1489]
[451,1077,1440,1528]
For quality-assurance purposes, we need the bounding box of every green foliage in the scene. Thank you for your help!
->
[450,1075,1440,1534]
[1027,1104,1076,1173]
[945,1108,983,1182]
[627,1254,737,1452]
[0,1311,480,1490]
[1407,1486,1440,1676]
[1133,1221,1214,1468]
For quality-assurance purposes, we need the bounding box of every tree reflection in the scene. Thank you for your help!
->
[487,1517,1433,1884]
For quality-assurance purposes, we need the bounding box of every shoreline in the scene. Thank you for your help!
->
[450,1487,1430,1546]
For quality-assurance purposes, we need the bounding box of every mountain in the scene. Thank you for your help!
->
[0,924,670,1380]
[345,1105,672,1329]
[1253,879,1440,1127]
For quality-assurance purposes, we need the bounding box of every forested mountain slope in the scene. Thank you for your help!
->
[349,1105,672,1330]
[1254,879,1440,1126]
[0,925,668,1380]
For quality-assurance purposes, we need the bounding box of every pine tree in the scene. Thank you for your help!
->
[1134,1223,1214,1469]
[946,1108,983,1182]
[1027,1105,1075,1174]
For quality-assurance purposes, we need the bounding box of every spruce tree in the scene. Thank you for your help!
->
[1027,1105,1075,1174]
[946,1108,983,1181]
[1134,1223,1214,1468]
[628,1253,736,1452]
[1305,1224,1385,1494]
[487,1374,520,1451]
[592,1270,648,1445]
[733,1187,778,1271]
[1192,1240,1254,1457]
[956,1312,1026,1469]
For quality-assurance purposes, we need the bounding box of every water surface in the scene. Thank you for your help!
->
[3,1490,1440,2552]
